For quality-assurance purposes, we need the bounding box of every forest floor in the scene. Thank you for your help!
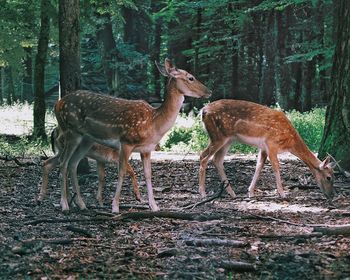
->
[1,152,350,279]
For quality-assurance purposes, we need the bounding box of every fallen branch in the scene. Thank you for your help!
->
[114,211,223,222]
[258,232,323,239]
[184,238,247,247]
[0,155,36,166]
[66,225,94,238]
[25,210,222,225]
[313,224,350,236]
[182,181,228,210]
[24,217,110,226]
[217,260,256,272]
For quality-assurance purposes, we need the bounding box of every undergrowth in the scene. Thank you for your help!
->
[0,103,326,157]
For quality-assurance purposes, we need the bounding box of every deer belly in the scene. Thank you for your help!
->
[235,134,267,150]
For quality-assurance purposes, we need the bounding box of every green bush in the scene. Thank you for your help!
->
[287,108,325,152]
[162,107,326,154]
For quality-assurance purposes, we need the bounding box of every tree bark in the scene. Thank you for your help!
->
[23,47,33,102]
[0,68,3,105]
[96,16,119,95]
[59,0,81,97]
[276,8,293,110]
[261,11,276,106]
[319,0,350,170]
[33,0,50,140]
[5,67,15,105]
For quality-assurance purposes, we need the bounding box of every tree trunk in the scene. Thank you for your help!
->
[319,0,350,170]
[293,62,303,111]
[59,0,89,173]
[33,0,50,140]
[23,47,33,102]
[304,58,315,112]
[5,67,14,105]
[276,9,292,110]
[59,0,81,97]
[96,16,118,95]
[0,68,3,105]
[261,11,276,106]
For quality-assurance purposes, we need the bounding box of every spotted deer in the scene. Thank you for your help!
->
[38,127,144,206]
[199,99,336,199]
[55,58,211,212]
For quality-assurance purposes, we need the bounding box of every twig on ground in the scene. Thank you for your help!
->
[182,181,228,210]
[0,155,36,166]
[184,238,247,247]
[217,260,256,272]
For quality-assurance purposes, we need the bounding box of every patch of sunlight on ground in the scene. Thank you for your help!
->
[0,103,56,135]
[233,200,327,213]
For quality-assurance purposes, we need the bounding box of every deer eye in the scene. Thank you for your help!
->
[326,176,332,181]
[188,76,194,81]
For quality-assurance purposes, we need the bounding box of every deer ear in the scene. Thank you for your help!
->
[319,156,331,170]
[155,61,168,77]
[164,58,181,78]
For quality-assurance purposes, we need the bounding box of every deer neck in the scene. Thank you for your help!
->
[292,137,321,175]
[154,79,184,136]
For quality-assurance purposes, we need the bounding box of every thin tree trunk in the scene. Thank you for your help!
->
[261,11,276,106]
[96,16,118,95]
[23,47,33,103]
[33,0,50,140]
[0,68,3,105]
[319,0,350,170]
[276,9,292,110]
[5,67,14,105]
[304,59,315,111]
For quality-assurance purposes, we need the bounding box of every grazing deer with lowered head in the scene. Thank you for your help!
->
[55,58,211,212]
[199,99,336,199]
[38,127,143,206]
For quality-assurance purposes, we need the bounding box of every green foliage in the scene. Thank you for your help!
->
[0,135,50,158]
[287,108,326,151]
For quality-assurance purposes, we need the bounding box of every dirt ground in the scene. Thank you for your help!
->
[1,153,350,279]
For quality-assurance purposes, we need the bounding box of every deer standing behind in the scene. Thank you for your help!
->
[199,99,336,199]
[55,58,211,212]
[38,127,143,206]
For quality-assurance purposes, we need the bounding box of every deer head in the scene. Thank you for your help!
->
[156,58,211,98]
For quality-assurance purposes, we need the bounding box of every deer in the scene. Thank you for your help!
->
[54,58,211,212]
[199,99,336,200]
[38,127,143,206]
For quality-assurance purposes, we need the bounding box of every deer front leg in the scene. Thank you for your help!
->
[59,133,83,211]
[248,150,267,198]
[268,152,286,198]
[140,152,159,211]
[126,162,142,202]
[96,162,106,206]
[68,140,94,210]
[112,145,133,213]
[38,154,60,202]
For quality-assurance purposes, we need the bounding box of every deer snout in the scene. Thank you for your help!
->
[203,88,212,98]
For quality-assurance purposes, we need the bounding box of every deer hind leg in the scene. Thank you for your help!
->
[199,139,228,197]
[212,139,236,198]
[67,138,94,210]
[248,150,267,198]
[126,162,142,202]
[96,162,106,206]
[59,132,83,211]
[38,154,60,202]
[267,150,286,198]
[112,144,133,213]
[140,151,159,211]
